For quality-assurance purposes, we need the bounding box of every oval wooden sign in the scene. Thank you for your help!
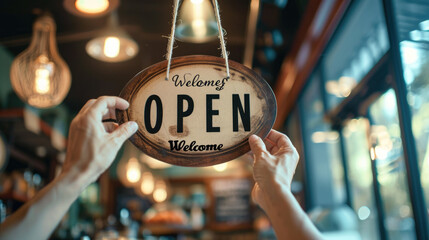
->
[116,55,276,167]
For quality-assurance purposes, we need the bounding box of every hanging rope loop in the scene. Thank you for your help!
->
[212,0,230,79]
[165,0,230,81]
[165,0,180,81]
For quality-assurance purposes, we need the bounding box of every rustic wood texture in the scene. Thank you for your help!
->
[117,55,276,167]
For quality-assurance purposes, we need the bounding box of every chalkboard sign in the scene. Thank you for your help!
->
[117,55,276,167]
[211,178,252,224]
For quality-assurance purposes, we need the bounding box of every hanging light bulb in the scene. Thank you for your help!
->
[153,179,168,203]
[175,0,218,43]
[75,0,109,14]
[63,0,120,18]
[86,12,138,62]
[10,15,71,109]
[140,171,155,195]
[126,157,141,183]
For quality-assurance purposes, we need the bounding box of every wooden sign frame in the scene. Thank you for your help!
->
[116,55,276,167]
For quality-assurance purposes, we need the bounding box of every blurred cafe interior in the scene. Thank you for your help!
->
[1,0,429,239]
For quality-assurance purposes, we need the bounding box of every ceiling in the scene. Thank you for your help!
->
[0,0,307,113]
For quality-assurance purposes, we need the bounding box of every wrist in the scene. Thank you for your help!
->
[57,167,92,198]
[259,180,293,212]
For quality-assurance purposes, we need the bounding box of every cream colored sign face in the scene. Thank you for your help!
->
[117,56,276,167]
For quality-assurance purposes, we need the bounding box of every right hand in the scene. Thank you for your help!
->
[248,130,299,210]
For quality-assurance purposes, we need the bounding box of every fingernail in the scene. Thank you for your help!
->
[129,121,138,132]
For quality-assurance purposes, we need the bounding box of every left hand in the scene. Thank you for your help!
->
[62,96,138,185]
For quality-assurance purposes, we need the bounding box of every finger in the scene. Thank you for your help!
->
[103,122,119,133]
[248,135,268,157]
[267,129,294,149]
[79,99,97,115]
[89,96,129,120]
[109,121,138,148]
[264,138,275,152]
[102,106,118,121]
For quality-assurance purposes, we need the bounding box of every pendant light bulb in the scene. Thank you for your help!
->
[140,171,155,195]
[126,157,141,183]
[86,12,138,62]
[175,0,219,43]
[10,15,71,109]
[75,0,110,14]
[153,179,168,203]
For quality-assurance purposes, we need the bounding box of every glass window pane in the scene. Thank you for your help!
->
[343,118,380,240]
[322,0,389,110]
[300,73,345,207]
[369,89,416,240]
[392,0,429,220]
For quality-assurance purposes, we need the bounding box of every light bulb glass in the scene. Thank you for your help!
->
[75,0,109,14]
[191,20,207,38]
[126,157,141,183]
[153,180,168,203]
[175,0,218,43]
[86,35,138,62]
[191,0,203,4]
[34,67,51,94]
[104,36,120,58]
[140,172,155,195]
[10,15,71,108]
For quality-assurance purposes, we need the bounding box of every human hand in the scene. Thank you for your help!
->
[248,130,299,210]
[62,96,138,186]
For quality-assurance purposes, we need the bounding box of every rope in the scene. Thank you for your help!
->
[212,0,230,79]
[165,0,230,80]
[165,0,180,81]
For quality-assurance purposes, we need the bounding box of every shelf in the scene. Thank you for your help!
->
[0,108,67,175]
[142,224,202,235]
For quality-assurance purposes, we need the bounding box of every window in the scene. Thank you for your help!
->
[299,72,345,208]
[342,118,380,239]
[322,0,389,110]
[369,89,416,240]
[392,0,429,217]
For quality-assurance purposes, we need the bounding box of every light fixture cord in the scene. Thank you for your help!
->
[165,0,230,81]
[165,0,180,81]
[213,0,230,79]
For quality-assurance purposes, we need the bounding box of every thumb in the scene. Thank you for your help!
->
[249,135,267,156]
[110,121,138,147]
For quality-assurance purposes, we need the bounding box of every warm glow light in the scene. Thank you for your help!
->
[34,67,50,94]
[213,163,228,172]
[75,0,109,14]
[191,20,207,37]
[140,172,155,195]
[175,0,218,43]
[104,36,120,58]
[126,157,141,183]
[153,188,167,202]
[153,180,168,203]
[10,15,71,109]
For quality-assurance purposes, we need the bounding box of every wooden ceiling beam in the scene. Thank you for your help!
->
[273,0,351,129]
